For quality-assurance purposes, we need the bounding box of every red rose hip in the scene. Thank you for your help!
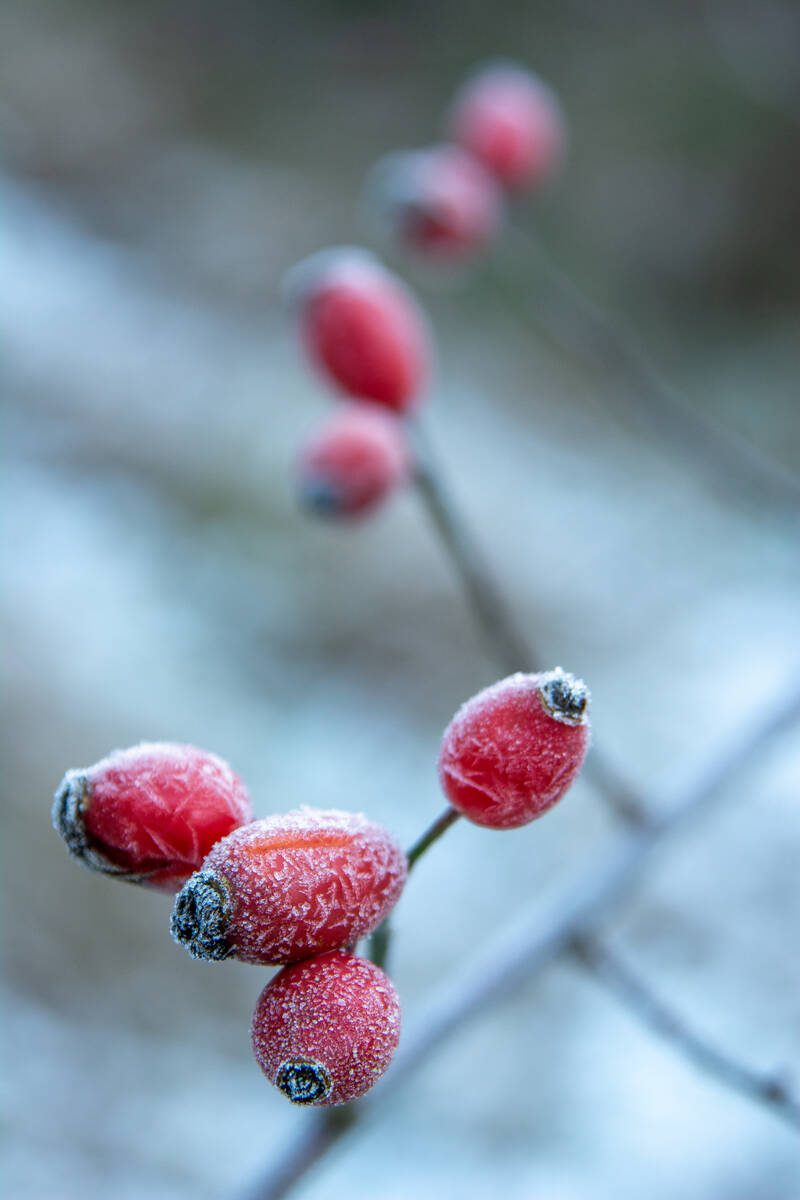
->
[364,144,503,261]
[251,951,401,1106]
[449,61,566,192]
[438,668,590,829]
[285,247,431,412]
[170,807,408,964]
[296,404,410,519]
[52,743,253,891]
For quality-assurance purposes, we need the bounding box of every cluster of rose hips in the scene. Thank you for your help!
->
[54,60,587,1110]
[293,59,565,520]
[54,669,590,1106]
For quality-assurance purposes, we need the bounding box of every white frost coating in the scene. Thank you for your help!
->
[438,671,590,828]
[54,741,252,890]
[202,808,408,964]
[251,952,401,1106]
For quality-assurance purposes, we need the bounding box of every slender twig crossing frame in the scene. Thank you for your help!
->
[242,680,800,1200]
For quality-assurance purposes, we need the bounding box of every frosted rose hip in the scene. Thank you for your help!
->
[285,247,431,412]
[170,807,408,964]
[438,668,590,829]
[296,404,410,519]
[449,62,566,192]
[251,951,401,1106]
[52,743,253,891]
[364,144,503,261]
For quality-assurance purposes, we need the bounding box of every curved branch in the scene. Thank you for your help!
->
[240,681,800,1199]
[571,934,800,1130]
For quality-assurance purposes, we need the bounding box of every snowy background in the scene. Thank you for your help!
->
[3,2,800,1198]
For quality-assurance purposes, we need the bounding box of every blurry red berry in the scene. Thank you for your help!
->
[449,61,566,192]
[296,404,410,519]
[251,951,401,1106]
[364,144,503,261]
[52,743,253,891]
[171,807,408,964]
[285,248,431,412]
[438,668,590,829]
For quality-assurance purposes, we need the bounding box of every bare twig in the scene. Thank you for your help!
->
[487,230,800,514]
[571,934,800,1130]
[241,681,800,1198]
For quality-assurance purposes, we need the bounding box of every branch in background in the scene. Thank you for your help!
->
[571,933,800,1131]
[487,229,800,515]
[241,680,800,1199]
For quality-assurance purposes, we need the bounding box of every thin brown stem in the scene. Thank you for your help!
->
[406,805,461,870]
[572,933,800,1130]
[240,681,800,1199]
[367,809,461,970]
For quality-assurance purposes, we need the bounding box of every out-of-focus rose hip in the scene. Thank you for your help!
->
[296,404,410,519]
[52,743,253,891]
[448,61,566,192]
[438,668,590,829]
[251,951,401,1106]
[364,144,503,261]
[170,807,408,964]
[285,247,431,412]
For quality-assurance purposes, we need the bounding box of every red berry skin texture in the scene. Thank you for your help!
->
[438,669,590,829]
[449,62,566,192]
[251,951,401,1106]
[52,743,253,891]
[364,144,503,262]
[285,248,431,413]
[170,807,408,964]
[296,404,410,519]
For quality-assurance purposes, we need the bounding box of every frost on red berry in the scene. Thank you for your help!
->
[448,61,566,192]
[438,668,590,829]
[296,404,410,519]
[52,743,253,891]
[364,144,503,262]
[171,807,408,964]
[284,247,431,412]
[251,951,401,1106]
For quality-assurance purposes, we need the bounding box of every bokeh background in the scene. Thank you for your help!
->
[3,2,800,1198]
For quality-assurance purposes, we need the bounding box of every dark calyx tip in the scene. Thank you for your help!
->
[276,1058,333,1106]
[52,770,91,856]
[539,667,589,726]
[170,870,232,960]
[298,476,344,518]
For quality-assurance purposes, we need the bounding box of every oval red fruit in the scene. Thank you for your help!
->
[449,61,566,192]
[438,668,590,829]
[52,743,253,891]
[296,404,410,519]
[364,144,503,261]
[170,807,408,964]
[251,951,401,1106]
[285,248,431,412]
